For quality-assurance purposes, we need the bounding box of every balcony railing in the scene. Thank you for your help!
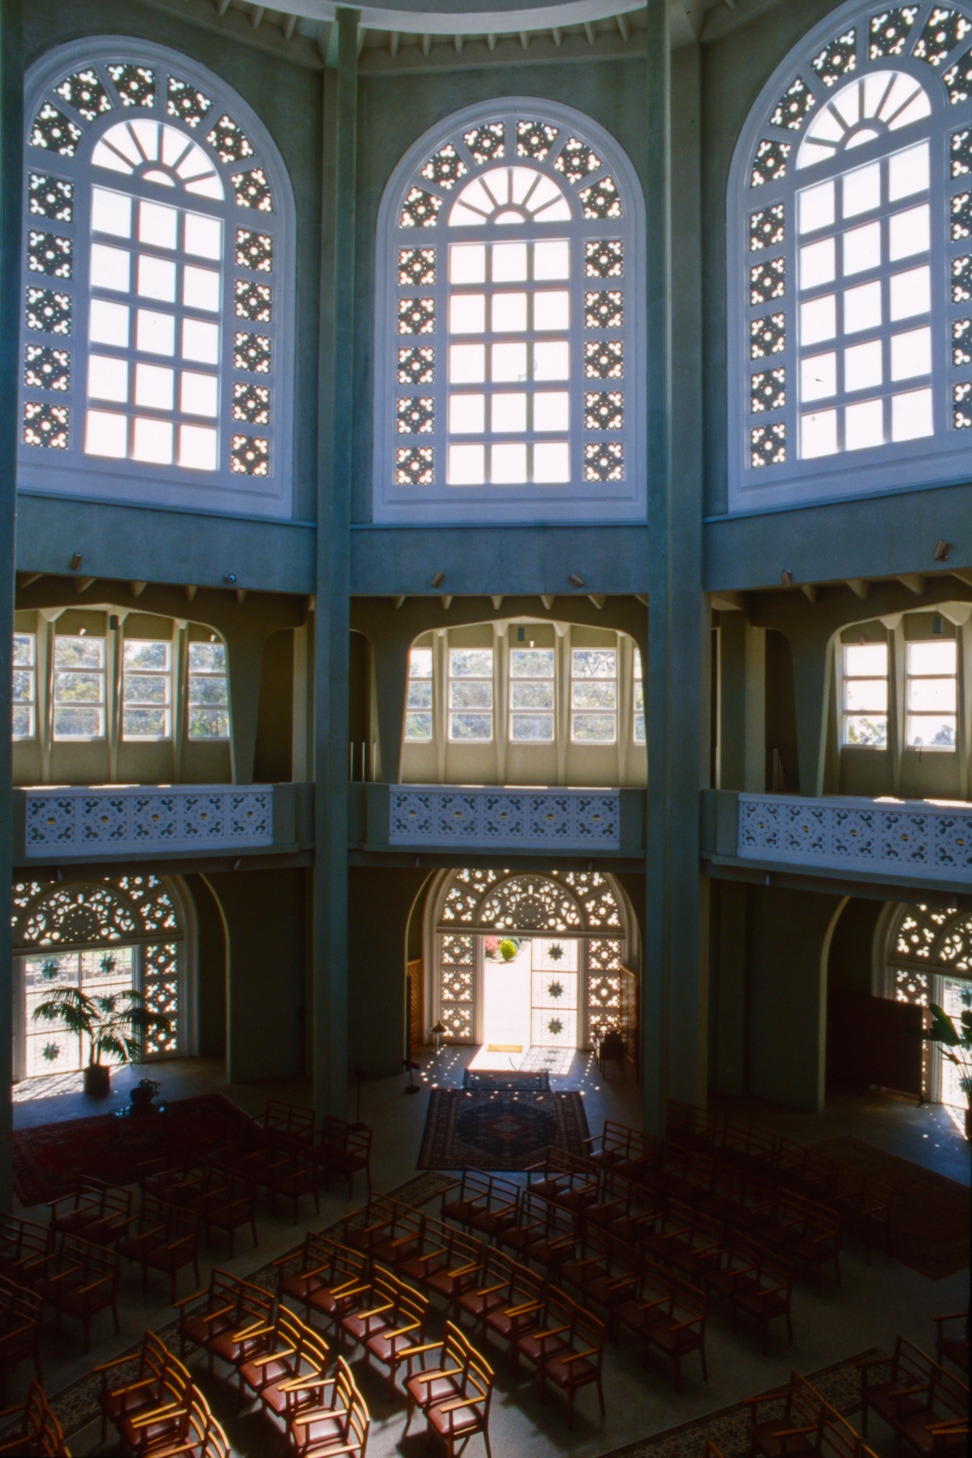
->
[736,792,972,881]
[20,784,276,860]
[386,785,627,851]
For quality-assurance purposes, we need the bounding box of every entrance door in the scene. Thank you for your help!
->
[531,938,579,1048]
[482,939,532,1054]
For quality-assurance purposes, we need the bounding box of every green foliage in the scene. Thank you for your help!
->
[498,939,518,961]
[31,985,171,1069]
[919,1001,972,1106]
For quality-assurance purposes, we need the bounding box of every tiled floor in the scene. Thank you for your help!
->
[7,1052,970,1457]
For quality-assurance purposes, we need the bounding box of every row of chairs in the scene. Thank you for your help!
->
[96,1330,228,1458]
[0,1274,44,1401]
[748,1370,878,1458]
[0,1219,119,1353]
[530,1139,843,1295]
[0,1379,70,1457]
[858,1337,968,1456]
[663,1103,894,1260]
[445,1166,791,1358]
[254,1102,373,1200]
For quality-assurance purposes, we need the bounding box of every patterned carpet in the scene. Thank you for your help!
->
[417,1087,590,1170]
[34,1170,454,1442]
[595,1349,882,1458]
[12,1094,256,1206]
[462,1068,551,1091]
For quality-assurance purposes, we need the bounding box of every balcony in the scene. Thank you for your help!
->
[702,790,972,894]
[350,784,645,858]
[14,783,312,867]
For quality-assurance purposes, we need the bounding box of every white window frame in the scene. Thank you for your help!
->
[448,646,494,742]
[187,639,230,741]
[372,97,646,525]
[570,645,618,744]
[13,632,37,740]
[53,632,107,741]
[905,635,958,749]
[632,646,645,745]
[726,0,972,513]
[19,38,295,519]
[122,638,173,741]
[841,639,889,748]
[509,645,556,743]
[405,646,434,743]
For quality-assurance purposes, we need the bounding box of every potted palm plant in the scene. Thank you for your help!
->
[31,985,172,1098]
[919,998,972,1141]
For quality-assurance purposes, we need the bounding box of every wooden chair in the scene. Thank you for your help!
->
[746,1371,877,1458]
[289,1357,370,1458]
[858,1339,969,1456]
[403,1321,482,1433]
[340,1270,428,1396]
[259,1153,322,1224]
[30,1233,120,1352]
[0,1379,70,1457]
[257,1098,316,1157]
[47,1179,132,1247]
[236,1307,330,1414]
[932,1311,969,1376]
[0,1275,44,1400]
[117,1196,201,1302]
[336,1194,422,1268]
[639,1277,708,1395]
[535,1299,606,1431]
[173,1269,275,1374]
[708,1236,793,1356]
[273,1233,370,1333]
[768,1192,841,1294]
[558,1227,642,1342]
[426,1341,494,1457]
[0,1215,53,1286]
[95,1331,193,1454]
[187,1170,259,1259]
[318,1117,372,1200]
[135,1389,230,1458]
[442,1171,520,1242]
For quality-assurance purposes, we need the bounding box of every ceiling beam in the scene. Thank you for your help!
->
[897,574,926,596]
[846,578,869,600]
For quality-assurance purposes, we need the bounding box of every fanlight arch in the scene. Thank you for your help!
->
[374,98,645,525]
[12,875,189,1075]
[882,900,972,1104]
[431,867,632,1047]
[19,39,295,518]
[727,0,972,513]
[888,901,972,977]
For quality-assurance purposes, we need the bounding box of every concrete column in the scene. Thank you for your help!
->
[714,880,748,1096]
[788,630,836,797]
[223,631,265,785]
[371,638,408,784]
[0,0,23,1213]
[644,17,707,1131]
[313,10,358,1118]
[719,614,766,792]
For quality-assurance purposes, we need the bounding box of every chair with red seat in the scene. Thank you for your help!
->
[95,1330,193,1454]
[426,1339,494,1458]
[317,1117,372,1200]
[273,1232,370,1334]
[0,1275,44,1401]
[534,1297,606,1431]
[289,1357,370,1458]
[173,1269,274,1374]
[0,1379,70,1457]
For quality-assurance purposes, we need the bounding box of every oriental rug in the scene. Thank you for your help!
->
[25,1170,454,1443]
[417,1087,589,1170]
[462,1068,551,1091]
[12,1094,257,1207]
[596,1348,882,1458]
[810,1136,970,1279]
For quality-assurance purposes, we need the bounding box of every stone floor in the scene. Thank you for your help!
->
[7,1053,970,1457]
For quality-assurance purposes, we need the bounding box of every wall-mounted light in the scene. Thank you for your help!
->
[568,573,584,588]
[109,615,120,631]
[70,553,83,571]
[210,633,218,644]
[934,540,952,562]
[78,627,86,636]
[431,571,446,588]
[781,569,793,588]
[932,614,944,635]
[224,573,238,585]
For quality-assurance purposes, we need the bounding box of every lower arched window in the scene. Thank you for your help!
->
[11,874,189,1081]
[883,901,972,1106]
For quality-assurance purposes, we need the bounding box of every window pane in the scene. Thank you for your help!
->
[450,648,492,678]
[633,712,645,744]
[189,707,230,738]
[510,648,554,677]
[124,640,169,670]
[12,671,33,703]
[407,680,432,709]
[54,671,102,703]
[405,712,432,741]
[123,707,169,738]
[571,681,616,710]
[845,643,887,676]
[572,712,616,742]
[54,705,103,737]
[510,680,554,709]
[123,674,170,705]
[571,648,616,678]
[409,648,433,678]
[189,676,228,706]
[845,679,888,712]
[906,715,956,748]
[449,713,492,741]
[55,637,104,667]
[510,713,554,741]
[908,641,956,675]
[12,706,32,738]
[450,680,492,710]
[845,714,888,747]
[13,634,35,667]
[907,677,956,712]
[189,641,226,672]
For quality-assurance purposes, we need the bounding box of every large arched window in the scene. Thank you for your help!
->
[11,874,189,1080]
[882,900,972,1106]
[373,100,645,525]
[19,41,295,518]
[727,1,972,512]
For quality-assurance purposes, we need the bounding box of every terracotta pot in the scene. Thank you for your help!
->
[84,1063,111,1098]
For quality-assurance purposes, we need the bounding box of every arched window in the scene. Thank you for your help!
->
[727,1,972,512]
[19,41,295,518]
[430,867,635,1055]
[373,100,645,525]
[883,900,972,1106]
[11,874,189,1080]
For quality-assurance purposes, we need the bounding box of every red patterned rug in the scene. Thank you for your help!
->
[417,1087,589,1171]
[12,1094,256,1207]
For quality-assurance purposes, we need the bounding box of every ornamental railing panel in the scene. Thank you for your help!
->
[738,794,972,880]
[389,785,620,850]
[24,785,273,858]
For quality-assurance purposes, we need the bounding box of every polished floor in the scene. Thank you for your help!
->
[7,1052,970,1457]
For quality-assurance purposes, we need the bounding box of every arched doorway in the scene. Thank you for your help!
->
[11,875,192,1082]
[880,902,972,1108]
[428,868,636,1062]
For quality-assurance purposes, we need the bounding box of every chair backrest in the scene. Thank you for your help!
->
[59,1232,118,1281]
[0,1214,52,1265]
[0,1273,43,1328]
[568,1302,606,1367]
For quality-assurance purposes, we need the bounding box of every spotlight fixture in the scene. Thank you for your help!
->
[568,572,584,588]
[224,573,238,585]
[934,540,952,562]
[70,553,83,571]
[431,571,446,588]
[781,569,793,588]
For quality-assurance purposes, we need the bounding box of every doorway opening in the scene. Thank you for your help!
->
[883,902,972,1115]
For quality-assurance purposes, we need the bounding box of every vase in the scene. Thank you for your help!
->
[84,1064,111,1098]
[129,1084,158,1115]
